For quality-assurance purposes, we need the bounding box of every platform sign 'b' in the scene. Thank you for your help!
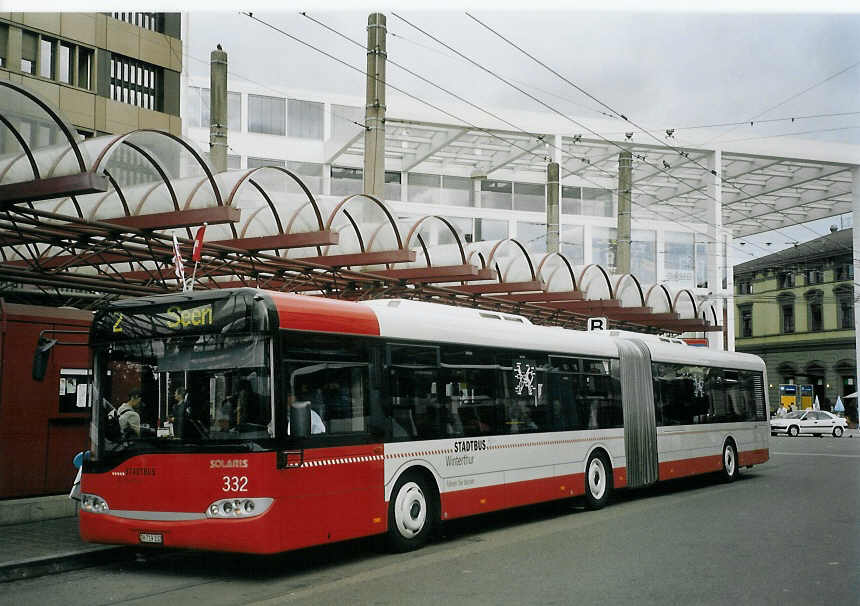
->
[587,317,607,331]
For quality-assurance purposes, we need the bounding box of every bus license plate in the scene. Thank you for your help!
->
[139,532,163,544]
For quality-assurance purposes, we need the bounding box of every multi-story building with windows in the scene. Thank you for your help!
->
[734,228,856,416]
[0,12,182,138]
[182,78,716,290]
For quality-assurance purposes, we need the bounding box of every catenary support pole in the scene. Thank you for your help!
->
[209,45,228,174]
[617,150,632,274]
[364,13,387,198]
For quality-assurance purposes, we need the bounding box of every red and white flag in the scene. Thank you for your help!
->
[192,223,207,262]
[172,234,185,285]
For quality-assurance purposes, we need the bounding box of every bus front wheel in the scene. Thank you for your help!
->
[386,471,437,552]
[584,451,612,510]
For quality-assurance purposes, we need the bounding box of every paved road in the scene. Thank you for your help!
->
[5,434,859,605]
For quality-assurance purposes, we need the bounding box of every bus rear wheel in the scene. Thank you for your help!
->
[584,451,612,510]
[386,471,437,552]
[721,441,739,482]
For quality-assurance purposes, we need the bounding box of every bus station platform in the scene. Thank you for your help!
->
[0,496,130,583]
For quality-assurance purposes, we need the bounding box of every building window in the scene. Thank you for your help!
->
[581,187,614,217]
[740,306,753,338]
[331,104,364,139]
[384,171,401,201]
[809,302,823,331]
[560,225,584,264]
[631,229,656,283]
[21,30,37,74]
[111,12,163,33]
[331,166,362,197]
[287,161,324,195]
[442,176,472,207]
[736,280,752,295]
[248,94,285,136]
[481,179,512,210]
[517,222,547,253]
[0,23,8,67]
[836,262,854,282]
[191,88,241,131]
[561,186,581,215]
[110,55,160,110]
[513,182,545,212]
[475,218,508,242]
[407,173,441,204]
[664,231,695,284]
[805,267,823,285]
[593,226,617,272]
[39,36,55,79]
[835,286,854,330]
[288,99,324,140]
[778,271,795,289]
[781,303,795,334]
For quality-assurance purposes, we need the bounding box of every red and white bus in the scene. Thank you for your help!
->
[78,288,769,554]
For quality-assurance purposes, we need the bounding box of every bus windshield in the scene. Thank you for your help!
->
[94,333,273,453]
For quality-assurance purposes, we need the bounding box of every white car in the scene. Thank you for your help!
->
[770,410,847,437]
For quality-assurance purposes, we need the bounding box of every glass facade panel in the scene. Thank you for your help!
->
[475,218,508,242]
[514,182,545,212]
[248,94,285,136]
[408,173,441,204]
[517,222,547,253]
[331,104,364,139]
[287,161,324,194]
[561,186,582,215]
[592,226,617,271]
[331,166,363,197]
[582,187,613,217]
[228,92,242,131]
[631,229,656,283]
[560,225,584,264]
[664,231,695,284]
[288,99,324,140]
[442,176,473,207]
[247,157,286,169]
[481,179,512,210]
[384,171,402,201]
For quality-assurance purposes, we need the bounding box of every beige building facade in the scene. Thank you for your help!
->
[0,12,181,137]
[734,228,856,421]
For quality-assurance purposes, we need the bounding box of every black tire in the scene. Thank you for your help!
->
[386,471,437,552]
[833,426,844,438]
[721,441,739,482]
[788,425,799,437]
[584,451,612,510]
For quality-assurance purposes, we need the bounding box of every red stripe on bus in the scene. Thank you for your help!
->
[739,448,769,466]
[268,293,380,335]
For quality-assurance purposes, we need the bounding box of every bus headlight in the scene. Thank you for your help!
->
[80,494,110,514]
[205,497,273,519]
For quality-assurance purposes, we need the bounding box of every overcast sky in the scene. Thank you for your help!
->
[182,8,860,262]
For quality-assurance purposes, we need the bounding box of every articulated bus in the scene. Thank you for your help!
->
[78,288,769,554]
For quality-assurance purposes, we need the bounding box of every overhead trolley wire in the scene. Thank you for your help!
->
[459,12,860,270]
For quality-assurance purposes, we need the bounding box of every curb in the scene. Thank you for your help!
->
[0,546,134,583]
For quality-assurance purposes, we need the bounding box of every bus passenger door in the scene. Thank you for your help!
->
[616,339,658,488]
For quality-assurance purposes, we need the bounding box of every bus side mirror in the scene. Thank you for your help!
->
[289,399,311,439]
[32,337,58,381]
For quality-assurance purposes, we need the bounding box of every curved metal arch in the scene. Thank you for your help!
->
[644,283,673,311]
[483,238,536,282]
[0,81,87,172]
[45,195,84,219]
[613,273,645,306]
[121,140,180,212]
[672,289,698,318]
[226,166,324,230]
[402,215,468,267]
[0,114,39,179]
[246,179,286,234]
[577,263,613,298]
[90,171,132,218]
[535,252,578,292]
[91,129,223,206]
[325,193,404,250]
[699,302,718,326]
[465,249,489,270]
